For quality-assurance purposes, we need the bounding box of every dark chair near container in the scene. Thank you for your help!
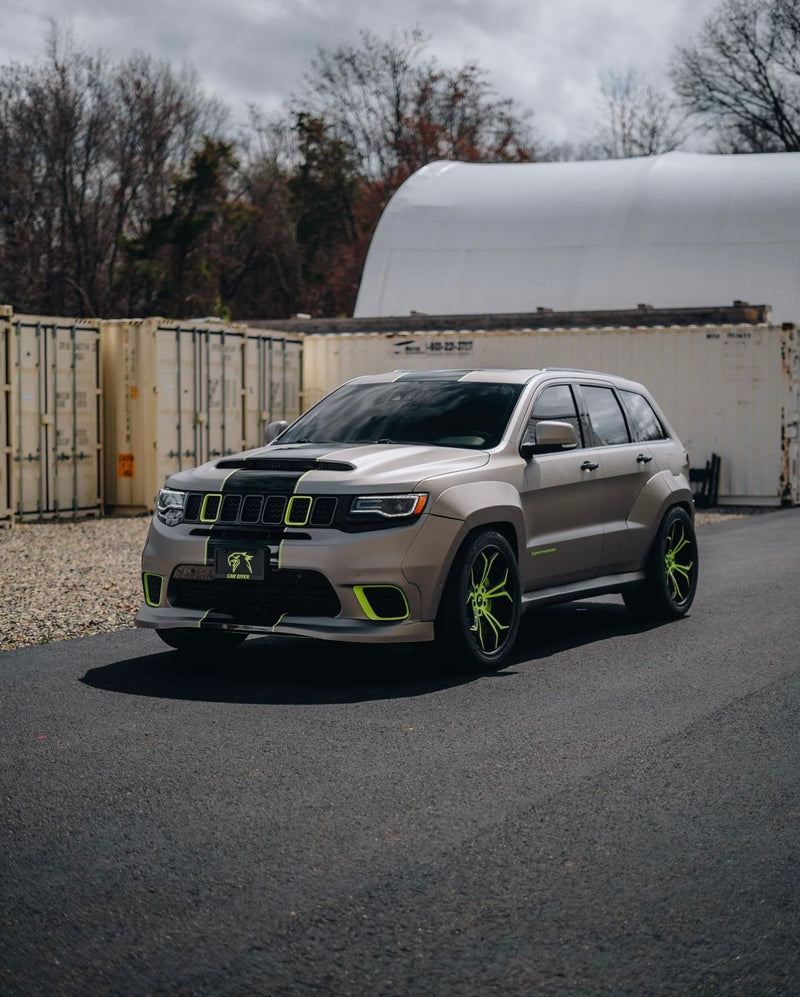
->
[690,452,721,508]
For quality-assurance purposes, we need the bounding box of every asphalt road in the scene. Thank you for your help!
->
[1,510,798,996]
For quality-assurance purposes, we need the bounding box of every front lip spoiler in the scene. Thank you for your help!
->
[134,605,434,644]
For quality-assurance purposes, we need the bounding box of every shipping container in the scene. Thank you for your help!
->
[243,326,303,447]
[2,313,103,521]
[300,320,800,507]
[101,318,302,513]
[0,307,12,525]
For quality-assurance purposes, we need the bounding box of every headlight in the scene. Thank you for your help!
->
[156,487,186,526]
[349,493,428,519]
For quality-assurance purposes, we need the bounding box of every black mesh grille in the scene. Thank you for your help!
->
[167,570,340,620]
[241,495,263,522]
[185,494,202,520]
[219,494,241,523]
[310,497,337,526]
[262,496,287,524]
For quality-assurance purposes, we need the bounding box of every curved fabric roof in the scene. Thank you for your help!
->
[353,152,800,323]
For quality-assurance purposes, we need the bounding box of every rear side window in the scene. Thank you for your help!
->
[523,384,582,446]
[582,385,630,446]
[620,390,667,442]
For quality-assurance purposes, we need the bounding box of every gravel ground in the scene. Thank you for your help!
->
[0,515,151,652]
[0,507,750,653]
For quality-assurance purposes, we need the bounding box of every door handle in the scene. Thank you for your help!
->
[581,460,599,471]
[636,453,653,464]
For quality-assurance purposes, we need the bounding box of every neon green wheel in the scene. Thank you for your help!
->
[624,506,698,620]
[437,529,521,669]
[664,515,696,609]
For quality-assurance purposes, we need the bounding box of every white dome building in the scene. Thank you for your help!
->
[353,152,800,324]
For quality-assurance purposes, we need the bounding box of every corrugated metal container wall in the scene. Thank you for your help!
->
[243,329,303,446]
[0,307,12,524]
[300,323,799,507]
[6,314,103,520]
[101,319,303,513]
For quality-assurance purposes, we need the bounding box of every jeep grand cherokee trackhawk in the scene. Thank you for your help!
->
[135,368,698,669]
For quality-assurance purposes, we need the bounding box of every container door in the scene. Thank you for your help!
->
[245,332,303,447]
[199,327,247,460]
[0,309,11,524]
[12,318,102,519]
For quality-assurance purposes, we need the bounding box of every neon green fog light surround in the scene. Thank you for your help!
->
[143,572,164,607]
[353,585,410,621]
[469,550,513,652]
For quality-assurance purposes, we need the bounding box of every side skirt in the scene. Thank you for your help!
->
[520,571,646,610]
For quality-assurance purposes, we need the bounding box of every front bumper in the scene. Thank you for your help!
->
[135,509,465,644]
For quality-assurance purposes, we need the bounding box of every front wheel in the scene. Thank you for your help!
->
[436,529,521,671]
[155,628,247,653]
[623,506,698,621]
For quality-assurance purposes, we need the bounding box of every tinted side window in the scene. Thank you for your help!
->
[620,390,667,442]
[582,385,630,446]
[524,384,582,446]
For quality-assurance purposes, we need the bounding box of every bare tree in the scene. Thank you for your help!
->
[593,68,688,158]
[394,62,534,172]
[671,0,800,152]
[106,53,229,312]
[0,22,230,316]
[295,26,430,184]
[294,26,534,186]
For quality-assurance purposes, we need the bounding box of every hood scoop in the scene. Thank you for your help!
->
[215,457,355,472]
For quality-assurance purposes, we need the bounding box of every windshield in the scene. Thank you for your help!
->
[278,379,524,449]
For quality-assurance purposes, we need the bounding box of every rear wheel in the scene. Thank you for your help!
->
[436,529,521,670]
[623,506,698,620]
[155,628,247,653]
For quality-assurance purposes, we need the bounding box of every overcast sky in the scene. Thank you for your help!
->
[2,0,721,146]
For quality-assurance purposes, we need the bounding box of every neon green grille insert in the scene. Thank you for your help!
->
[200,493,222,522]
[285,495,312,526]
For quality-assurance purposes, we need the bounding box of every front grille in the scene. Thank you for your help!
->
[185,493,203,520]
[263,495,287,524]
[311,496,337,525]
[219,494,241,522]
[167,569,341,621]
[182,492,337,527]
[242,495,263,522]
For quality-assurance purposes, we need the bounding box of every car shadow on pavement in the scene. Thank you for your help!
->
[82,599,667,705]
[512,599,666,663]
[81,636,479,705]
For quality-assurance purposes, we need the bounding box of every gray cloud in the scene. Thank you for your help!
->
[0,0,720,143]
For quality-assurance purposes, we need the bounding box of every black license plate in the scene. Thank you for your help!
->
[213,547,266,580]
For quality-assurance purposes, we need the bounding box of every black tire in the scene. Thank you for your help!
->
[436,529,521,670]
[623,506,698,621]
[155,628,247,653]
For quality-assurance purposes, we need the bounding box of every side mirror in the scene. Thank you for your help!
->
[264,419,288,444]
[520,420,579,460]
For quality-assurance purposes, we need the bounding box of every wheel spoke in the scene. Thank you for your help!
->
[665,522,695,603]
[467,548,513,651]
